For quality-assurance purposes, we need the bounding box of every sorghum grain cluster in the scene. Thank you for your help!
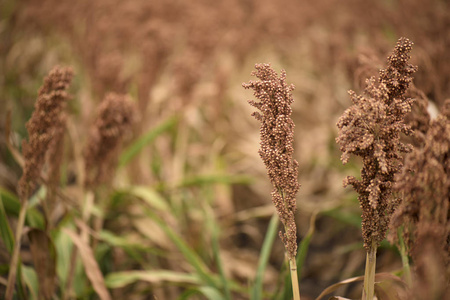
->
[336,38,417,250]
[84,93,136,188]
[18,66,73,199]
[243,63,300,259]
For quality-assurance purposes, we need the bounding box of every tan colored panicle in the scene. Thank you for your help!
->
[84,93,137,188]
[18,66,74,200]
[243,63,300,260]
[336,37,417,250]
[389,99,450,283]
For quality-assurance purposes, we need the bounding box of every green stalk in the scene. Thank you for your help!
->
[362,240,377,300]
[397,228,412,286]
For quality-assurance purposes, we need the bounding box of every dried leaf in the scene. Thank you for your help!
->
[315,275,364,300]
[5,111,24,167]
[63,228,112,300]
[315,273,408,300]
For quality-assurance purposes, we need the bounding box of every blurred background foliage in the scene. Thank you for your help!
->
[0,0,449,299]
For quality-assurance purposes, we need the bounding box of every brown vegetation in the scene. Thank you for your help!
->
[0,0,449,299]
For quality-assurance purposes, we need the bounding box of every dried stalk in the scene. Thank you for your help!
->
[6,66,73,300]
[336,37,417,299]
[362,240,377,300]
[289,258,301,300]
[5,193,28,300]
[244,64,301,299]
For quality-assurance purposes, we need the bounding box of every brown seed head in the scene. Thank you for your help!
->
[84,93,137,188]
[336,38,417,250]
[389,99,450,279]
[243,63,300,259]
[18,66,73,200]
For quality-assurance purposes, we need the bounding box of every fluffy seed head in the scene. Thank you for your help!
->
[84,93,137,188]
[389,99,450,284]
[336,38,417,250]
[243,63,300,259]
[18,66,73,200]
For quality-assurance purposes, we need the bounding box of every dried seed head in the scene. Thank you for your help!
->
[389,99,449,277]
[18,66,73,200]
[408,222,449,299]
[336,38,417,250]
[84,93,137,188]
[243,63,300,259]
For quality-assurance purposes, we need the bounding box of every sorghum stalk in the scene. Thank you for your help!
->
[5,195,28,300]
[362,240,377,300]
[336,37,417,300]
[397,228,412,286]
[6,66,73,300]
[83,92,136,248]
[243,63,301,300]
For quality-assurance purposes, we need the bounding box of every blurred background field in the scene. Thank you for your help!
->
[0,0,449,299]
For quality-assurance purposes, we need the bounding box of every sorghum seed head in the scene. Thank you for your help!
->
[243,63,300,259]
[336,38,417,250]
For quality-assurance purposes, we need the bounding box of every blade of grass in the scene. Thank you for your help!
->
[125,186,170,211]
[17,263,28,300]
[321,207,361,228]
[144,208,218,289]
[251,213,279,300]
[119,116,178,167]
[204,204,231,300]
[98,230,147,263]
[21,265,38,300]
[178,288,201,299]
[0,188,44,229]
[297,212,317,276]
[105,270,201,288]
[53,222,74,290]
[0,194,15,253]
[176,286,227,300]
[178,174,252,188]
[99,230,147,251]
[198,286,227,300]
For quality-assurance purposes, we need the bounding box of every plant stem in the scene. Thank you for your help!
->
[398,228,412,286]
[5,198,28,300]
[289,258,301,300]
[362,240,377,300]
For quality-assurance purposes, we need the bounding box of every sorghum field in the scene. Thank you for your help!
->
[0,0,449,299]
